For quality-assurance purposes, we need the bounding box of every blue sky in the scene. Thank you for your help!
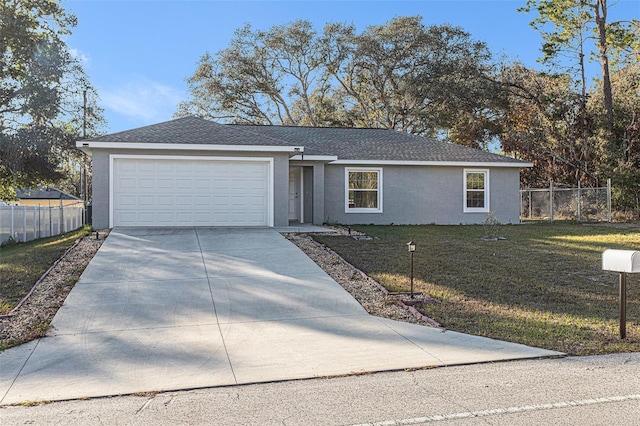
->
[65,0,639,134]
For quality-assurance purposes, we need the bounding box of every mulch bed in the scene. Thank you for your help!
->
[0,232,107,349]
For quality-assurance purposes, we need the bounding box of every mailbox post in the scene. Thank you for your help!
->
[602,249,640,339]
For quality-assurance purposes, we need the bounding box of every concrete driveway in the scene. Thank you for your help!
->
[0,228,561,404]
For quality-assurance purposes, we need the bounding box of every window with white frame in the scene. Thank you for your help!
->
[464,169,489,212]
[345,168,382,213]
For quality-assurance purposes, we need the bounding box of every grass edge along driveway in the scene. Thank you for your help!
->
[313,223,640,356]
[0,227,91,315]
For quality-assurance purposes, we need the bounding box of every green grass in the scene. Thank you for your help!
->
[0,227,91,315]
[313,223,640,356]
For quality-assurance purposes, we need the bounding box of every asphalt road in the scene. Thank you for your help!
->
[2,353,639,425]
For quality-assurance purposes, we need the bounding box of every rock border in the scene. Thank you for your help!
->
[0,232,107,348]
[284,232,444,329]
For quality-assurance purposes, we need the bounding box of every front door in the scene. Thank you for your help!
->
[289,168,300,222]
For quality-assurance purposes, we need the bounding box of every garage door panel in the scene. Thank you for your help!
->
[247,213,267,223]
[174,179,191,189]
[113,158,270,227]
[176,212,194,224]
[118,161,137,172]
[138,179,155,189]
[193,162,211,173]
[175,195,193,205]
[176,162,197,173]
[248,180,267,190]
[138,162,156,172]
[194,179,211,189]
[138,195,155,206]
[140,212,160,222]
[157,179,174,189]
[117,194,136,206]
[248,196,267,206]
[157,196,174,206]
[213,178,230,190]
[195,197,212,207]
[157,162,174,173]
[117,212,137,223]
[118,178,137,189]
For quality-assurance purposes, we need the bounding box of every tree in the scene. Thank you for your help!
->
[520,0,640,214]
[0,0,104,199]
[177,17,504,149]
[319,17,504,147]
[499,63,597,186]
[176,20,324,126]
[590,59,640,211]
[520,0,639,134]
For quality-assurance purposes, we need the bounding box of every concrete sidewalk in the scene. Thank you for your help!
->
[0,228,561,405]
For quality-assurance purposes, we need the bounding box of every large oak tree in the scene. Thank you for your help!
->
[0,0,104,199]
[177,16,503,149]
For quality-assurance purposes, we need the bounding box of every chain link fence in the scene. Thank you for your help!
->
[520,180,611,222]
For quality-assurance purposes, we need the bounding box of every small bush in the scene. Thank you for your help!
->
[1,236,21,248]
[483,211,501,239]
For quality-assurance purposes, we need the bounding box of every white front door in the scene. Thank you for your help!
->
[289,168,300,221]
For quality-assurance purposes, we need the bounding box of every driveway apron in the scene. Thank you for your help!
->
[0,228,561,404]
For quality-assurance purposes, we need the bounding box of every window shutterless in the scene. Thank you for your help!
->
[345,168,383,213]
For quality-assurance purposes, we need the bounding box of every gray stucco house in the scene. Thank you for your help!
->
[77,116,531,229]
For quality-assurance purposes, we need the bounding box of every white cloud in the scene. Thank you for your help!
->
[100,77,185,126]
[69,48,91,67]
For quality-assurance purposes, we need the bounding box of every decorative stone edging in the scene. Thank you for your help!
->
[300,234,444,329]
[0,238,82,319]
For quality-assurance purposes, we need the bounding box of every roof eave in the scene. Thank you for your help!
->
[328,160,533,168]
[75,141,304,153]
[290,155,339,162]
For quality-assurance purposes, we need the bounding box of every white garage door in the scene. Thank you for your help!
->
[112,157,271,227]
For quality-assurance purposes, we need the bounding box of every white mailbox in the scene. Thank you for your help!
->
[602,249,640,273]
[602,249,640,339]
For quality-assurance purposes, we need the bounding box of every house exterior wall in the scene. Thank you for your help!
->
[272,154,289,227]
[91,150,110,229]
[312,163,325,225]
[323,164,521,225]
[89,148,290,229]
[302,167,313,223]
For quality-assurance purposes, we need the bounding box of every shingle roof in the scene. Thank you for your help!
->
[231,124,522,163]
[85,116,296,147]
[16,187,81,201]
[85,116,526,164]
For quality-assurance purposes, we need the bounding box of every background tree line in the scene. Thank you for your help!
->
[0,0,105,201]
[1,1,637,214]
[177,1,639,212]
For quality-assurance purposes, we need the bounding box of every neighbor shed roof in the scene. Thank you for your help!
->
[16,187,81,201]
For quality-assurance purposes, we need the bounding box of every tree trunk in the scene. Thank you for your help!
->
[594,0,614,134]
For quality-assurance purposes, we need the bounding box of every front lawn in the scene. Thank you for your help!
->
[313,223,640,355]
[0,227,91,315]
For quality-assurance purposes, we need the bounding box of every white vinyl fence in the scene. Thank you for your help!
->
[0,203,85,245]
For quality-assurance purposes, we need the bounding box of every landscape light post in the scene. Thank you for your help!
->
[407,241,416,299]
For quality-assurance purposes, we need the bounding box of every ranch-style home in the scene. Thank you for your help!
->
[76,116,531,229]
